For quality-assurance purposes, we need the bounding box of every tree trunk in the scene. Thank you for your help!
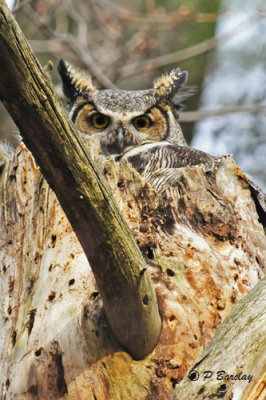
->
[173,276,266,400]
[0,144,265,399]
[0,1,265,399]
[0,0,161,361]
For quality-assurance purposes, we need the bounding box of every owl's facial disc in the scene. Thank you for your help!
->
[58,59,190,152]
[69,89,182,154]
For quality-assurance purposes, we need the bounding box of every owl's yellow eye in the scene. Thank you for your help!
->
[132,115,151,131]
[90,113,110,130]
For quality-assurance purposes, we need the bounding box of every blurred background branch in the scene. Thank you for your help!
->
[2,0,266,188]
[180,103,266,122]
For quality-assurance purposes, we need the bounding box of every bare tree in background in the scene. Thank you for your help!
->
[1,0,265,145]
[0,1,266,399]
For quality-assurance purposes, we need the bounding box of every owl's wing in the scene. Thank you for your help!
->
[118,141,216,195]
[121,142,216,175]
[120,141,266,228]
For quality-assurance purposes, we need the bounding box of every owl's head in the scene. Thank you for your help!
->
[57,59,190,155]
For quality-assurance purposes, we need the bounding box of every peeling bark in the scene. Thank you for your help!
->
[173,277,266,400]
[0,0,161,360]
[0,145,265,399]
[0,1,265,398]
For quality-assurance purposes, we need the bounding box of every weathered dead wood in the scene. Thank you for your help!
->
[0,0,161,360]
[173,277,266,400]
[0,1,266,399]
[0,145,265,399]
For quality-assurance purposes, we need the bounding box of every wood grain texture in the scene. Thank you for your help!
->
[173,277,266,400]
[0,145,265,399]
[0,0,161,360]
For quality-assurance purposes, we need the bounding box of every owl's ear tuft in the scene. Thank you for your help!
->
[57,59,95,105]
[154,68,194,109]
[154,68,187,96]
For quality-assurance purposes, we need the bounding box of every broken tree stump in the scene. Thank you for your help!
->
[0,143,265,399]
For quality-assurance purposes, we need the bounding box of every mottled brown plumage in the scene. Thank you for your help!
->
[57,59,190,155]
[57,59,214,188]
[57,59,266,223]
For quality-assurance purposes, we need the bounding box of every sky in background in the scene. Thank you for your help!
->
[5,0,266,189]
[6,0,16,9]
[192,0,266,189]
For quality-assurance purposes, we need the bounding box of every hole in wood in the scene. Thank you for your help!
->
[117,180,124,188]
[143,294,149,305]
[51,234,57,246]
[28,385,38,396]
[166,268,175,277]
[68,278,75,286]
[90,291,99,300]
[48,292,56,302]
[147,247,154,260]
[27,309,36,335]
[11,330,17,346]
[27,277,35,293]
[170,377,178,388]
[140,267,147,276]
[231,291,237,303]
[54,353,68,395]
[198,387,205,395]
[35,348,42,357]
[217,383,227,395]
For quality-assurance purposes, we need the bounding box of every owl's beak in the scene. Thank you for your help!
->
[116,126,125,152]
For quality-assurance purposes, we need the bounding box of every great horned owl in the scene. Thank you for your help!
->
[57,59,190,153]
[57,60,266,223]
[57,59,214,188]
